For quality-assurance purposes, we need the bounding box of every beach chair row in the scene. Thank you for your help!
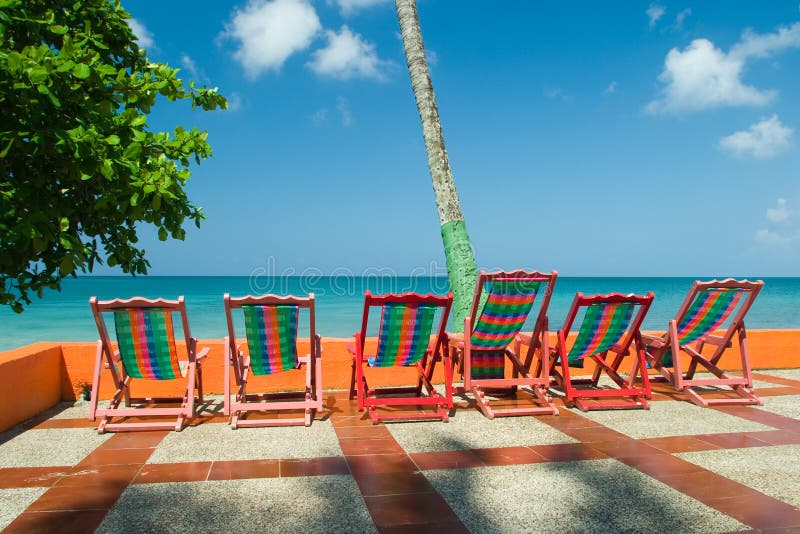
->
[87,271,763,433]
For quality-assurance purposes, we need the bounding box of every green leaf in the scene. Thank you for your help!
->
[71,63,90,79]
[123,142,141,159]
[50,25,68,34]
[158,228,168,241]
[152,194,161,210]
[130,114,146,127]
[0,138,13,158]
[130,192,139,206]
[59,257,74,275]
[104,135,120,145]
[100,159,113,179]
[59,217,69,231]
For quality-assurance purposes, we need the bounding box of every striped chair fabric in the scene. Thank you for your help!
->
[676,288,744,345]
[567,302,634,368]
[242,305,300,375]
[372,303,437,367]
[469,280,542,380]
[113,308,182,380]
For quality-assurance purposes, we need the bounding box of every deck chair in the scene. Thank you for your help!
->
[88,296,208,433]
[348,291,453,424]
[449,270,559,418]
[223,293,322,428]
[550,292,654,411]
[642,279,764,407]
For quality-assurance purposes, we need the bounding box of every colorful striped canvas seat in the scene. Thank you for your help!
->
[113,308,183,380]
[567,302,634,368]
[469,280,541,379]
[242,305,299,375]
[676,288,744,345]
[372,303,438,367]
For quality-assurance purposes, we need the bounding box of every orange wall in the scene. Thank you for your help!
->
[1,329,799,431]
[0,343,63,432]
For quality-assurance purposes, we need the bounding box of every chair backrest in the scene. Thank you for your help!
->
[672,279,763,346]
[560,293,654,366]
[358,291,453,367]
[468,270,557,350]
[90,296,190,380]
[224,293,315,376]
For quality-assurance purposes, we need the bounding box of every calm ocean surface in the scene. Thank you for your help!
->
[1,276,799,351]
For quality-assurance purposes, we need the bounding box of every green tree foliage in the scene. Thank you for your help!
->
[0,0,226,311]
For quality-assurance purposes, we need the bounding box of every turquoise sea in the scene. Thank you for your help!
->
[1,276,799,352]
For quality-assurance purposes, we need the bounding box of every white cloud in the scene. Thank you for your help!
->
[544,87,572,103]
[603,81,617,95]
[128,18,155,50]
[756,228,794,244]
[336,96,353,126]
[310,108,328,124]
[226,92,243,112]
[647,22,800,114]
[331,0,390,15]
[674,8,692,30]
[646,3,666,28]
[719,115,793,159]
[767,198,792,223]
[308,26,390,80]
[180,54,208,83]
[223,0,321,79]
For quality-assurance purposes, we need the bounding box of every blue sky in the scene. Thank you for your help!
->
[119,0,800,277]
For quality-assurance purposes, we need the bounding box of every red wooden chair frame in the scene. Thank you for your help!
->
[451,270,559,418]
[88,296,209,433]
[348,291,453,424]
[223,293,323,428]
[551,292,654,411]
[642,279,764,407]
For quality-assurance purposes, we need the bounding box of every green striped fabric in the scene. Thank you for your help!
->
[566,302,634,368]
[242,305,299,375]
[373,303,437,367]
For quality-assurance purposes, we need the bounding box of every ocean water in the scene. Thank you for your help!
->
[1,276,799,352]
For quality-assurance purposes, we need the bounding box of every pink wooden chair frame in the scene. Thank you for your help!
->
[223,293,323,428]
[348,291,453,424]
[642,279,764,407]
[551,292,654,411]
[88,296,209,433]
[451,270,559,418]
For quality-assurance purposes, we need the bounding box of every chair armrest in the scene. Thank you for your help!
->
[641,333,665,347]
[517,333,533,344]
[701,334,730,347]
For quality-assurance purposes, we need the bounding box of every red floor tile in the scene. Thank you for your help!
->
[410,450,485,471]
[705,494,800,530]
[657,471,752,501]
[96,430,169,450]
[337,436,405,455]
[333,425,392,439]
[529,443,608,462]
[133,462,212,484]
[363,492,459,529]
[590,439,664,459]
[3,510,108,534]
[638,436,722,453]
[55,464,142,488]
[471,446,544,466]
[347,453,419,476]
[31,418,98,430]
[616,454,706,479]
[25,482,127,512]
[747,429,800,446]
[207,459,279,480]
[751,372,800,387]
[75,447,154,468]
[354,471,435,497]
[279,457,350,477]
[378,519,470,533]
[0,467,71,489]
[331,414,377,427]
[693,432,772,449]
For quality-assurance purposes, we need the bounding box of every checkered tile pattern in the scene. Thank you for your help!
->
[1,369,800,533]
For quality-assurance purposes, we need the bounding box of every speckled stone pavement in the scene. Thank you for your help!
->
[1,370,800,533]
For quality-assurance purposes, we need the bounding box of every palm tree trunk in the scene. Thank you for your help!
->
[395,0,478,331]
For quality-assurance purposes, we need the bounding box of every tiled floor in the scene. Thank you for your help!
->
[1,369,800,533]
